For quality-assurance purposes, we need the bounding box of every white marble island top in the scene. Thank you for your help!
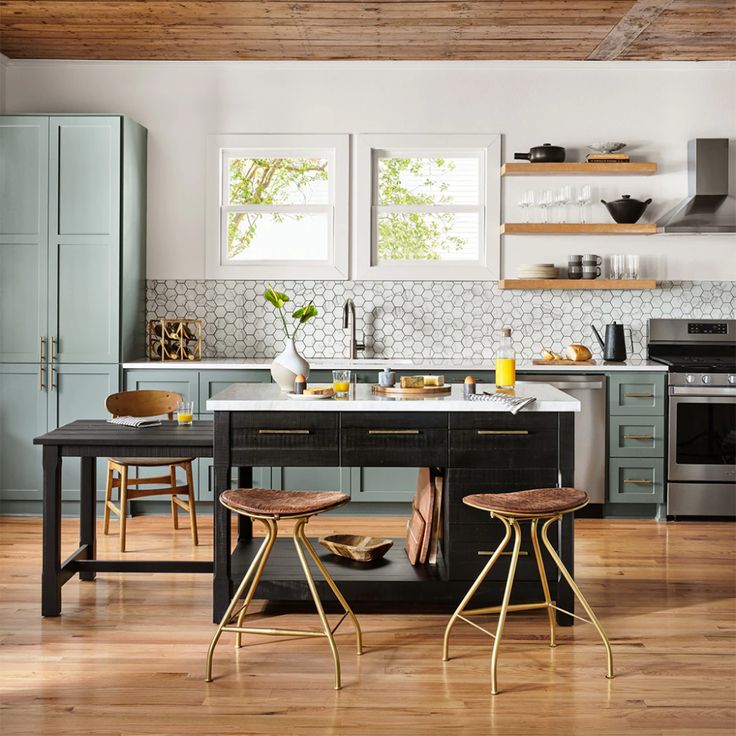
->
[207,382,580,413]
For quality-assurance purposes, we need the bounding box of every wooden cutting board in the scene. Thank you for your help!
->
[532,359,597,365]
[372,384,452,396]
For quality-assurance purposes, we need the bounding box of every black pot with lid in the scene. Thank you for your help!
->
[601,194,652,224]
[514,143,566,163]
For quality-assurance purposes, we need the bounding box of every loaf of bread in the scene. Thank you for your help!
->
[400,375,425,389]
[565,344,593,361]
[304,386,334,396]
[541,349,563,361]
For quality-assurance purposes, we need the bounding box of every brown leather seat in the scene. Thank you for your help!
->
[220,488,350,519]
[110,457,193,466]
[464,487,589,516]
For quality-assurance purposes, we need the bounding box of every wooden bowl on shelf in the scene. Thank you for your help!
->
[318,534,394,563]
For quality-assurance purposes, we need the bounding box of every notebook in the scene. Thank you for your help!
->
[107,415,167,428]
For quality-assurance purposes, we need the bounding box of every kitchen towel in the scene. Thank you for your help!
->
[465,392,536,414]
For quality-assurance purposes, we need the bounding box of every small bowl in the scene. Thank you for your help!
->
[318,534,394,563]
[588,142,626,154]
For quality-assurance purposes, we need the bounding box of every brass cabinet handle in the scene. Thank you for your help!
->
[368,429,420,435]
[477,430,529,436]
[623,479,654,485]
[623,392,654,398]
[50,336,57,391]
[39,337,46,391]
[478,550,529,557]
[623,434,654,440]
[257,429,310,435]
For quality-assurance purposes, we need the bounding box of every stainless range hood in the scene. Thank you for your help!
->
[658,138,736,234]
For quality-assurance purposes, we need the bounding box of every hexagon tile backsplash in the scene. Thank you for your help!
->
[147,280,735,361]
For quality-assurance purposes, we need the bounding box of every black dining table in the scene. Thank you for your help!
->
[34,419,218,617]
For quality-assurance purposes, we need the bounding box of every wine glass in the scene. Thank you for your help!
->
[540,190,553,223]
[518,190,532,223]
[577,185,592,223]
[558,185,572,223]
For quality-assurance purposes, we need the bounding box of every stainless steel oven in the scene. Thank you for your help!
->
[649,319,736,517]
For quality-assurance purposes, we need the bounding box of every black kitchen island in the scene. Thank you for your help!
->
[209,382,580,624]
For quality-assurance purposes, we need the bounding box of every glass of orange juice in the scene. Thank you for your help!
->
[332,370,351,398]
[177,400,194,426]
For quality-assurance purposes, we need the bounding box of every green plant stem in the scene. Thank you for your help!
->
[278,307,291,339]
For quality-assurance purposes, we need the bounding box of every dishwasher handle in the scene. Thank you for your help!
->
[544,381,605,391]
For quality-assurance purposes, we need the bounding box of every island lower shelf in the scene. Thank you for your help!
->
[231,536,555,606]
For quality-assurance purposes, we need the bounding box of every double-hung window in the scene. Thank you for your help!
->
[356,134,500,280]
[206,134,349,279]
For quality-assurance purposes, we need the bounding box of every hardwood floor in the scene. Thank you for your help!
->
[1,514,734,735]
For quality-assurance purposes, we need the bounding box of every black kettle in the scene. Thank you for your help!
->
[591,321,628,362]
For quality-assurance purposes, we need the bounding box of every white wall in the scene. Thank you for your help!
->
[5,60,736,280]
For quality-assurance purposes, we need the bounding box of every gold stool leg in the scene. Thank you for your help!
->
[490,517,522,695]
[292,518,342,690]
[205,517,277,682]
[541,516,614,680]
[531,517,556,648]
[235,518,277,648]
[442,513,513,662]
[297,520,363,655]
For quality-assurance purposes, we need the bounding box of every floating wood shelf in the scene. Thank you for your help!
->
[501,162,657,176]
[499,279,657,290]
[501,223,657,235]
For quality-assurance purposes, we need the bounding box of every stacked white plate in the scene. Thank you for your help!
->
[517,263,558,279]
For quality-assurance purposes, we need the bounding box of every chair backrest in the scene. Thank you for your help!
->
[106,390,183,419]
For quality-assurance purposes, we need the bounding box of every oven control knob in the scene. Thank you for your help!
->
[685,374,696,384]
[729,375,736,385]
[701,375,712,385]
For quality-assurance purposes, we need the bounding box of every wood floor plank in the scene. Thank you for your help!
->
[0,515,734,735]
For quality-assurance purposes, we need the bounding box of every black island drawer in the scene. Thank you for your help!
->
[340,412,448,467]
[449,412,558,468]
[230,412,338,466]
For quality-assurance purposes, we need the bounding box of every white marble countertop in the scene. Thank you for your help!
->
[206,382,581,413]
[124,357,667,373]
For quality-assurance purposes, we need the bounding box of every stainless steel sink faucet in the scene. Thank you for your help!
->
[342,299,365,359]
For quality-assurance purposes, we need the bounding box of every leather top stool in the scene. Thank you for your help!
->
[442,487,613,694]
[205,488,363,689]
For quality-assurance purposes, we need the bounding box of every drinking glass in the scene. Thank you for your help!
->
[609,254,626,279]
[332,370,351,398]
[540,190,553,223]
[177,401,194,426]
[518,190,530,223]
[558,185,572,223]
[577,185,591,223]
[625,254,640,280]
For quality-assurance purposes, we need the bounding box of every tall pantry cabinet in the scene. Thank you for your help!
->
[0,115,147,512]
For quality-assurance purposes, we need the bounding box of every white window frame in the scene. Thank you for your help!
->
[206,133,349,280]
[355,134,500,280]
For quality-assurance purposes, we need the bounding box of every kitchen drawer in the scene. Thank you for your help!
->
[449,413,558,469]
[230,412,338,467]
[609,415,665,457]
[608,373,666,416]
[608,457,665,504]
[340,412,447,467]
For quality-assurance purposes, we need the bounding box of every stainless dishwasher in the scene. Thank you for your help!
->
[520,374,607,503]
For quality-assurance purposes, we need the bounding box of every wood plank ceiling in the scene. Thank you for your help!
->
[0,0,734,61]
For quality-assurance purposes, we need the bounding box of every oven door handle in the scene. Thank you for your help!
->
[670,387,736,397]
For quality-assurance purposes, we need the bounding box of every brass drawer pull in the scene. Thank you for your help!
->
[623,479,654,485]
[623,392,654,398]
[257,429,311,435]
[477,430,529,436]
[50,336,57,391]
[39,336,46,391]
[368,429,420,435]
[478,550,529,557]
[623,434,654,440]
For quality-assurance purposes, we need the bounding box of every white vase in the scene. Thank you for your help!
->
[271,337,310,392]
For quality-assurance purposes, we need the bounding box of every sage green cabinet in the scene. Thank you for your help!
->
[609,458,665,504]
[199,369,270,416]
[0,117,49,363]
[608,374,666,416]
[349,466,418,502]
[125,369,198,404]
[609,416,665,457]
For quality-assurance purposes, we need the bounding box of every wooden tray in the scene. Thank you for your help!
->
[318,535,394,563]
[532,359,597,365]
[371,384,452,396]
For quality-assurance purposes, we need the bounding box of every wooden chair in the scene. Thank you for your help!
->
[103,390,199,552]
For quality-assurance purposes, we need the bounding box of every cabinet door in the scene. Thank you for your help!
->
[0,116,49,363]
[48,363,119,499]
[608,374,666,416]
[0,364,48,506]
[349,466,418,502]
[124,369,198,405]
[197,460,271,502]
[608,458,665,504]
[609,416,665,457]
[48,117,121,364]
[199,369,271,416]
